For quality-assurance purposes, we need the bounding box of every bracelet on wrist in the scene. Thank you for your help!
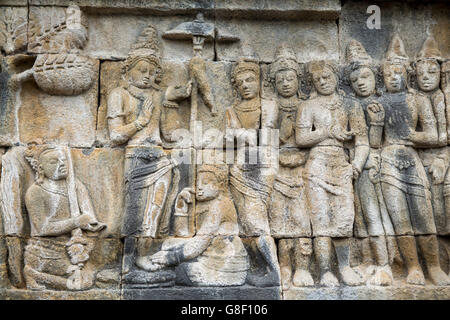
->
[134,120,144,131]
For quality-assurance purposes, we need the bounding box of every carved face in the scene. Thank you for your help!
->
[39,150,68,181]
[235,71,259,100]
[311,66,336,96]
[275,69,298,98]
[350,67,376,97]
[196,172,220,201]
[383,63,407,93]
[128,60,157,89]
[416,60,440,92]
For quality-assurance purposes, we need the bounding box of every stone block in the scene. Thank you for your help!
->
[216,18,339,63]
[17,60,99,148]
[71,148,125,237]
[122,286,281,300]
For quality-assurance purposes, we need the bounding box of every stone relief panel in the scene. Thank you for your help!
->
[0,1,449,300]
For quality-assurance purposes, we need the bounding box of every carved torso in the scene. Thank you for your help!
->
[107,86,163,147]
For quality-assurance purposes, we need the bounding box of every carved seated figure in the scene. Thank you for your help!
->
[137,164,249,286]
[23,144,105,290]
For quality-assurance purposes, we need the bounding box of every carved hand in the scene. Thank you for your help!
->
[76,213,100,231]
[149,250,170,266]
[165,81,193,102]
[367,102,385,124]
[351,161,361,180]
[429,158,446,185]
[175,188,194,214]
[330,125,354,142]
[136,97,153,127]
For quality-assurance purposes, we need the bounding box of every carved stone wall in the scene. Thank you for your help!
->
[0,0,449,300]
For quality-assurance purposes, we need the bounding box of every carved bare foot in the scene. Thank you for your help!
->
[66,266,95,291]
[406,268,425,285]
[350,264,372,284]
[319,271,339,287]
[340,266,364,286]
[280,266,292,289]
[428,267,450,286]
[292,269,314,287]
[369,266,393,286]
[23,266,46,291]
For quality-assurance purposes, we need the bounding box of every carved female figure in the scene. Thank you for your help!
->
[345,40,394,286]
[296,60,369,286]
[373,34,449,285]
[107,26,190,279]
[414,36,450,237]
[268,44,312,288]
[138,165,249,286]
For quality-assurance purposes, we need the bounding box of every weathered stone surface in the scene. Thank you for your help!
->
[0,55,34,146]
[0,288,120,300]
[17,60,99,147]
[123,286,281,300]
[339,1,450,63]
[0,6,27,55]
[283,285,450,300]
[1,0,450,301]
[85,14,214,61]
[72,148,125,237]
[216,19,339,63]
[0,1,27,6]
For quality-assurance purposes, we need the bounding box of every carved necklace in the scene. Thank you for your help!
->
[277,97,299,113]
[125,84,152,102]
[320,94,342,111]
[233,98,261,113]
[39,181,68,197]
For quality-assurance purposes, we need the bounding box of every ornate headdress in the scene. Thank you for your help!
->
[25,140,62,184]
[383,34,409,67]
[269,43,301,79]
[231,45,260,86]
[346,39,373,67]
[124,25,162,75]
[415,35,442,63]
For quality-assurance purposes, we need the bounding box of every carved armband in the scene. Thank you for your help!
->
[370,121,384,127]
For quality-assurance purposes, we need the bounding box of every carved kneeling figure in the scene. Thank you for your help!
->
[137,165,249,286]
[24,144,106,290]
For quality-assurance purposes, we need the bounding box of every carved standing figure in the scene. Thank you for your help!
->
[225,56,281,287]
[414,36,450,238]
[442,60,450,271]
[345,40,394,286]
[268,44,312,288]
[106,25,191,283]
[296,60,369,286]
[139,165,249,286]
[23,144,105,290]
[373,34,449,285]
